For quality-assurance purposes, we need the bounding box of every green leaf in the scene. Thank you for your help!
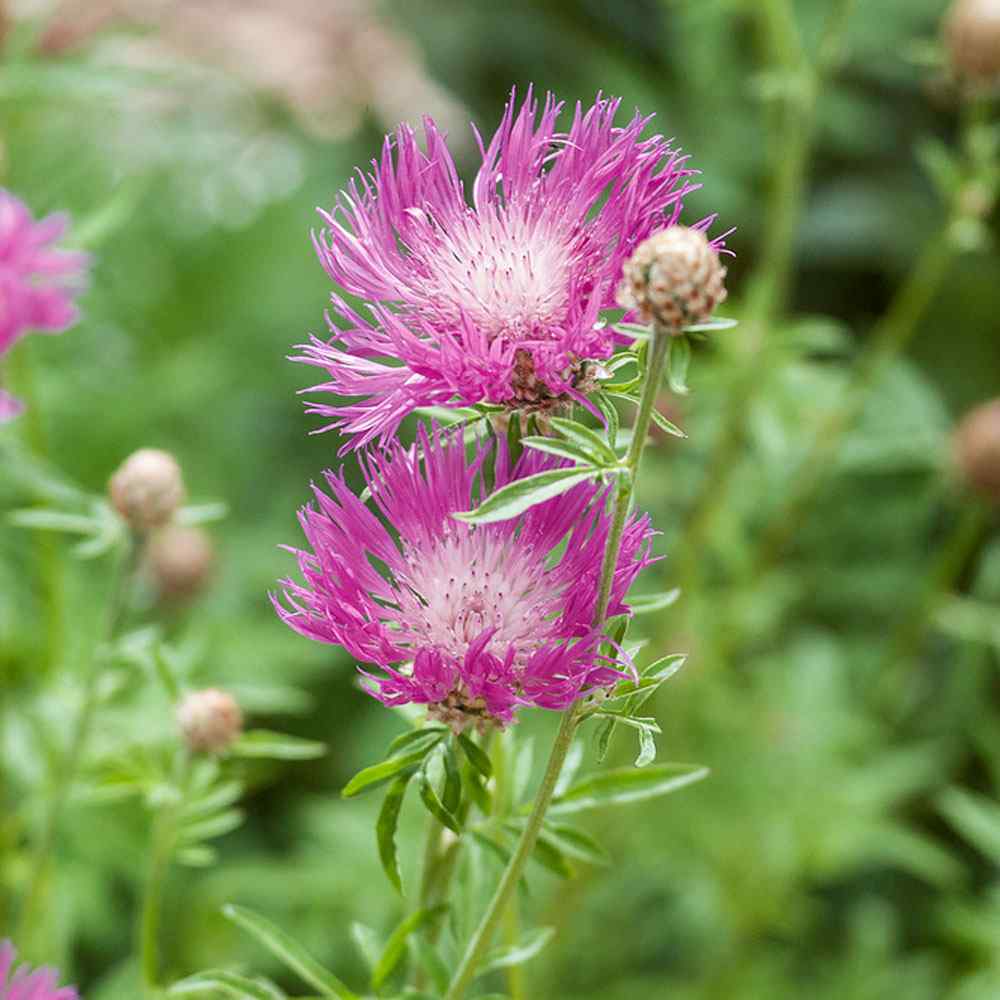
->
[666,335,691,395]
[419,757,462,834]
[457,733,493,778]
[348,923,382,972]
[938,787,1000,861]
[479,927,555,976]
[550,763,709,815]
[8,508,100,534]
[542,823,611,866]
[594,716,616,765]
[595,393,620,450]
[371,905,449,991]
[649,407,686,438]
[635,726,657,768]
[342,747,432,798]
[387,727,447,757]
[168,970,286,999]
[230,730,326,761]
[547,416,619,466]
[222,904,358,999]
[377,773,412,894]
[452,468,598,525]
[681,317,738,333]
[178,808,244,846]
[628,589,681,614]
[408,935,451,995]
[531,834,575,879]
[442,739,462,816]
[521,436,603,467]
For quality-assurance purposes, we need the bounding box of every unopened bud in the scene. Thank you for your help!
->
[945,0,1000,86]
[177,688,243,754]
[109,448,185,529]
[147,525,215,602]
[954,398,1000,502]
[618,226,727,333]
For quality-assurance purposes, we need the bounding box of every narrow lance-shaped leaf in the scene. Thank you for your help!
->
[377,773,411,894]
[230,730,326,761]
[549,763,710,815]
[666,334,692,395]
[522,436,605,467]
[479,927,556,977]
[452,467,598,525]
[221,904,359,1000]
[419,757,462,834]
[370,904,448,991]
[457,733,493,778]
[547,416,620,466]
[342,744,435,798]
[168,970,285,1000]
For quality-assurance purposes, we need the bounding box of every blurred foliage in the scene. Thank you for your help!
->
[1,0,999,998]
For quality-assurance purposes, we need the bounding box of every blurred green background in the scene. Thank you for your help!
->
[2,1,1000,997]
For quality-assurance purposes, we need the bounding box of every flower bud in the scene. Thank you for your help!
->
[147,525,215,602]
[618,226,727,333]
[945,0,1000,86]
[109,448,185,529]
[954,398,1000,502]
[177,688,243,754]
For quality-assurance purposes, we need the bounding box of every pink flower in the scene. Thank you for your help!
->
[0,190,89,422]
[0,940,78,1000]
[295,87,725,451]
[274,427,654,729]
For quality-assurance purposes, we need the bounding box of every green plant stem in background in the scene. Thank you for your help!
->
[878,501,991,716]
[753,219,960,573]
[140,812,173,996]
[16,537,134,950]
[676,0,855,591]
[443,325,672,1000]
[7,340,65,676]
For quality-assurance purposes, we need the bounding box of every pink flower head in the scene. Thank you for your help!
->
[0,940,78,1000]
[0,190,89,422]
[295,87,726,451]
[274,426,655,729]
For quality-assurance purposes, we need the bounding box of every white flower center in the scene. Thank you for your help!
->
[393,528,561,663]
[414,207,572,341]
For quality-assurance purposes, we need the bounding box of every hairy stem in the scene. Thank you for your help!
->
[443,324,672,1000]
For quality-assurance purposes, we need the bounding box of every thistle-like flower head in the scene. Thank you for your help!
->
[295,87,726,450]
[274,427,655,730]
[0,190,89,422]
[0,940,78,1000]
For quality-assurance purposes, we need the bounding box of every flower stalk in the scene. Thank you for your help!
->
[442,322,672,1000]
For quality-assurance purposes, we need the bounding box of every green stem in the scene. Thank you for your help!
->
[753,222,958,572]
[16,537,133,946]
[442,324,672,1000]
[676,0,855,592]
[878,502,991,715]
[140,813,174,995]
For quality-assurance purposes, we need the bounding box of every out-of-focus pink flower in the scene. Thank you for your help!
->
[295,87,726,451]
[274,426,655,731]
[0,189,88,422]
[0,939,78,1000]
